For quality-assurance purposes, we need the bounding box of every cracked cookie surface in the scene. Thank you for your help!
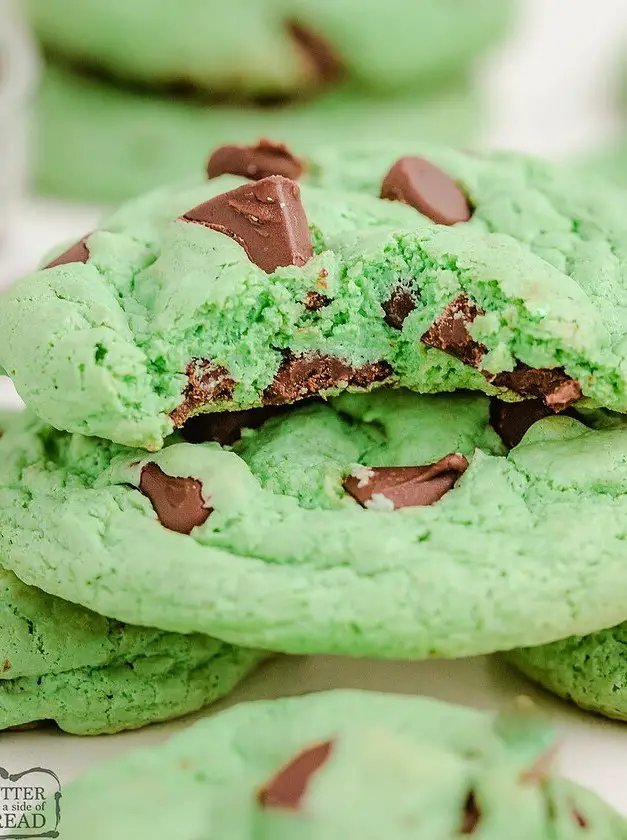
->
[7,144,627,448]
[45,690,627,839]
[3,393,627,657]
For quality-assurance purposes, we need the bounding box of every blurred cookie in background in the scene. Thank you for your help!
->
[24,0,513,202]
[586,142,627,186]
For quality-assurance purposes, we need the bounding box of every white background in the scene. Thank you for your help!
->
[4,0,627,818]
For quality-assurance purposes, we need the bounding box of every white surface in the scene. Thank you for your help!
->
[3,0,627,821]
[0,0,39,248]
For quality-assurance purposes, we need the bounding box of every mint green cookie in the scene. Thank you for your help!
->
[586,143,627,189]
[508,623,627,722]
[0,411,264,734]
[4,394,627,658]
[29,0,511,202]
[0,568,265,734]
[26,0,510,96]
[4,145,627,449]
[35,66,478,203]
[45,691,627,839]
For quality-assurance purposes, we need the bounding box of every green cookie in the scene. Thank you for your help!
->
[586,143,627,189]
[4,392,627,658]
[508,622,627,722]
[25,0,510,96]
[28,0,511,202]
[34,66,479,203]
[5,144,627,449]
[0,413,264,735]
[43,691,627,839]
[0,568,265,734]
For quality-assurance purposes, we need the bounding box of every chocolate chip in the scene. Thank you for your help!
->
[182,405,289,446]
[461,792,481,834]
[381,157,472,226]
[258,740,334,810]
[421,294,486,367]
[491,365,581,412]
[2,660,9,672]
[519,745,559,785]
[304,290,331,311]
[343,454,469,510]
[285,20,343,85]
[490,398,553,449]
[207,139,306,182]
[573,809,588,829]
[44,236,90,269]
[264,352,392,405]
[383,288,417,329]
[170,360,236,428]
[139,463,211,535]
[181,176,313,274]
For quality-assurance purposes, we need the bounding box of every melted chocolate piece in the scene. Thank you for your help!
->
[285,20,343,85]
[5,721,55,732]
[304,290,331,311]
[421,294,486,367]
[573,809,588,829]
[207,139,306,182]
[170,360,235,428]
[491,365,581,412]
[258,740,334,810]
[264,352,392,404]
[383,288,417,329]
[182,405,288,446]
[490,398,553,449]
[139,463,211,534]
[181,176,313,274]
[519,745,559,785]
[343,454,469,510]
[44,236,90,269]
[381,157,472,226]
[461,792,481,834]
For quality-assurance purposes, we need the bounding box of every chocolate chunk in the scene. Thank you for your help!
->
[573,809,588,829]
[461,792,481,834]
[258,740,334,810]
[491,365,581,412]
[264,352,392,404]
[170,360,235,428]
[139,463,211,535]
[182,405,288,446]
[181,176,313,274]
[343,454,469,510]
[519,745,559,785]
[44,236,90,269]
[2,659,9,672]
[380,157,472,225]
[383,288,417,329]
[304,290,331,311]
[490,399,553,449]
[207,139,306,182]
[421,294,486,367]
[285,20,343,85]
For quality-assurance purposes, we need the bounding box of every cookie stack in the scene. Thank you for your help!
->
[21,0,512,202]
[4,137,627,825]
